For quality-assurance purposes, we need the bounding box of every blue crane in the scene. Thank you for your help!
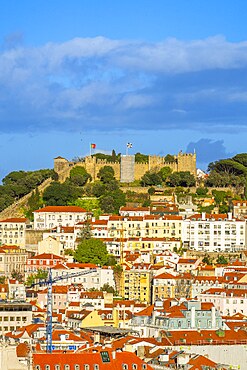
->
[29,267,97,353]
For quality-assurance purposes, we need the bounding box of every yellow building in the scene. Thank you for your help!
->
[121,264,153,304]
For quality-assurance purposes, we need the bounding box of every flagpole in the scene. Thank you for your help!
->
[90,143,92,157]
[126,143,128,156]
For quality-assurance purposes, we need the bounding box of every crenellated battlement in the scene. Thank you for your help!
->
[54,151,196,182]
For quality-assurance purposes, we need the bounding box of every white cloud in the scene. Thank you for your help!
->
[1,36,247,133]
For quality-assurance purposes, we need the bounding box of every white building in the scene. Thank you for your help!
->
[198,287,247,316]
[182,212,246,252]
[51,263,115,290]
[0,218,27,247]
[33,206,88,229]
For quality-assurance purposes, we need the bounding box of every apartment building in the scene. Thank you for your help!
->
[182,212,246,252]
[0,245,28,277]
[33,206,88,229]
[121,263,153,303]
[0,218,27,247]
[232,200,247,218]
[0,302,32,334]
[198,287,247,316]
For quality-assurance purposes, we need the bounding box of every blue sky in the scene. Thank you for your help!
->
[0,0,247,179]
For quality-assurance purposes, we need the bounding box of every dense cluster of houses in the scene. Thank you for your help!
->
[0,203,247,369]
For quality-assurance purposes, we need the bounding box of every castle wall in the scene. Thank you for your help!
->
[54,152,197,183]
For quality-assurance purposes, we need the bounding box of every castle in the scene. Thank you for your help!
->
[54,151,196,183]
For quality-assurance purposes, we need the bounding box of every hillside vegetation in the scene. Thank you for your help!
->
[0,152,246,219]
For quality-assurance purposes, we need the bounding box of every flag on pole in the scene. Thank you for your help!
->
[127,143,133,148]
[91,143,96,149]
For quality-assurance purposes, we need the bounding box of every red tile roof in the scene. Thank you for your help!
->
[0,217,27,223]
[34,206,87,213]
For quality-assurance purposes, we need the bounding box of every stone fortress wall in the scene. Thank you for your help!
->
[54,151,196,182]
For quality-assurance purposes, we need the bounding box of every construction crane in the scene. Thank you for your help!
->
[29,267,97,353]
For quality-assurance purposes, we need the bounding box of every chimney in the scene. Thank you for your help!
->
[228,212,232,221]
[202,212,206,221]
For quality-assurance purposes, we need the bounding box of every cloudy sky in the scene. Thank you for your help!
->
[0,0,247,179]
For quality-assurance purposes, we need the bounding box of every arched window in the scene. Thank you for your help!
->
[35,366,41,370]
[132,364,138,370]
[84,365,90,370]
[64,365,70,370]
[45,366,50,370]
[94,365,99,370]
[122,364,128,370]
[74,365,80,370]
[142,365,147,370]
[55,366,60,370]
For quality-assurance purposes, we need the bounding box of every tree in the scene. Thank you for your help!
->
[100,283,116,294]
[167,171,195,187]
[69,167,91,186]
[202,255,213,265]
[164,154,176,163]
[148,187,156,195]
[78,220,92,240]
[135,152,148,163]
[216,255,228,265]
[158,166,172,182]
[43,182,81,205]
[106,254,117,266]
[97,166,115,183]
[0,276,6,284]
[196,187,208,197]
[35,269,48,280]
[99,189,126,214]
[74,239,109,265]
[91,182,106,197]
[11,270,24,282]
[140,171,162,187]
[25,188,43,220]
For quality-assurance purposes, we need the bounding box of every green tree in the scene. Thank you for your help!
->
[196,187,208,197]
[99,189,126,214]
[11,270,24,282]
[97,166,115,183]
[43,182,81,205]
[69,167,92,186]
[140,171,162,187]
[202,255,213,265]
[74,239,109,265]
[164,154,175,163]
[167,171,196,187]
[78,220,92,240]
[148,187,156,195]
[35,269,48,280]
[25,188,43,220]
[0,276,6,284]
[216,255,228,265]
[100,283,116,294]
[91,182,106,197]
[135,152,149,163]
[158,166,172,182]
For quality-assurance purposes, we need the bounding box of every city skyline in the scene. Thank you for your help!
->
[0,1,247,179]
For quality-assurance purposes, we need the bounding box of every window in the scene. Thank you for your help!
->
[84,365,89,370]
[64,366,70,370]
[142,365,147,370]
[94,365,99,370]
[74,366,80,370]
[45,366,50,370]
[132,365,137,370]
[35,367,41,370]
[122,365,128,370]
[55,366,60,370]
